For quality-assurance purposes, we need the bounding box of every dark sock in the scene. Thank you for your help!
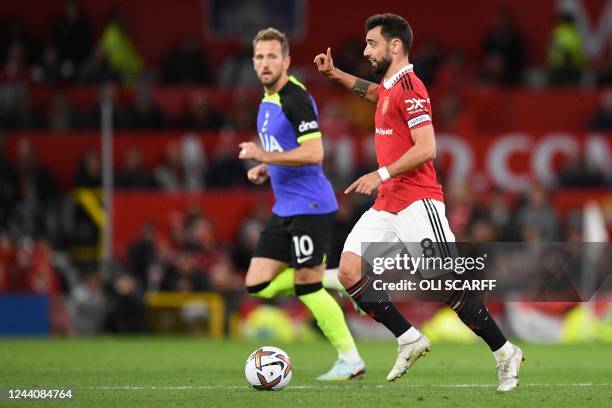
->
[347,274,412,337]
[451,293,507,351]
[246,281,270,294]
[294,282,323,296]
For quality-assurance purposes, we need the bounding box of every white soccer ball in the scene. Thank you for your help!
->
[244,346,293,391]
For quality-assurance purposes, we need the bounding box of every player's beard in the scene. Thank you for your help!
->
[260,70,282,88]
[374,51,392,75]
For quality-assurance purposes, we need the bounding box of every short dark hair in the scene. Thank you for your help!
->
[253,27,289,56]
[365,13,413,55]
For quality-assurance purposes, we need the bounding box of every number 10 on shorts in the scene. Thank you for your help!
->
[293,235,314,264]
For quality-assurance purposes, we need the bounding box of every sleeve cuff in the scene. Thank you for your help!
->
[297,132,322,143]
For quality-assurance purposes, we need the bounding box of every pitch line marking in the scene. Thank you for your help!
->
[77,383,611,390]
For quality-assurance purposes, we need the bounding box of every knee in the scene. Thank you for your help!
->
[294,266,322,285]
[339,257,361,288]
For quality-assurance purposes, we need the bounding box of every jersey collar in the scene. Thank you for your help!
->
[383,64,414,90]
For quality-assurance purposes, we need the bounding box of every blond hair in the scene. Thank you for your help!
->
[252,27,289,56]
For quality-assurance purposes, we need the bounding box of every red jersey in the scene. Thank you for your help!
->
[372,64,443,213]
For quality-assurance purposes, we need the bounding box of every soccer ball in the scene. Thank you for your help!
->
[244,346,293,390]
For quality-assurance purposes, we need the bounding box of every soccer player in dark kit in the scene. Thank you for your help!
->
[239,27,365,380]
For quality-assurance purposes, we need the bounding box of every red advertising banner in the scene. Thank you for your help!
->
[437,131,611,192]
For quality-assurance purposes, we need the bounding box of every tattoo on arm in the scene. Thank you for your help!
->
[352,78,371,98]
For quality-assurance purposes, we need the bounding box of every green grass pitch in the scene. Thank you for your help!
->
[0,338,610,407]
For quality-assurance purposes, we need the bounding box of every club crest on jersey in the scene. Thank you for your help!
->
[381,96,390,115]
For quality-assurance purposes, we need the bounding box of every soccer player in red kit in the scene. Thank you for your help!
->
[314,13,523,392]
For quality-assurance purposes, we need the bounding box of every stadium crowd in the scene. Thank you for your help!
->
[0,1,610,335]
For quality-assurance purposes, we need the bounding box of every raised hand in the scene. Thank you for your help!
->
[314,47,336,78]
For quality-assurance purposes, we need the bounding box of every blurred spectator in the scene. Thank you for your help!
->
[0,133,19,229]
[0,232,12,292]
[161,250,210,292]
[445,183,476,241]
[51,0,92,70]
[98,9,144,85]
[24,239,59,295]
[515,185,558,242]
[106,272,147,333]
[185,215,220,263]
[78,44,121,84]
[32,44,68,83]
[487,189,512,241]
[587,89,612,131]
[209,252,242,292]
[328,196,359,268]
[412,38,442,86]
[595,59,612,86]
[232,202,269,271]
[74,149,101,188]
[547,13,586,86]
[434,91,474,133]
[81,82,126,128]
[181,133,206,190]
[320,101,355,186]
[0,17,39,67]
[155,136,206,191]
[206,132,248,188]
[161,35,213,84]
[179,91,224,130]
[123,82,167,129]
[224,91,257,132]
[435,49,470,91]
[558,154,603,187]
[219,42,259,87]
[127,222,158,286]
[1,87,39,128]
[68,270,106,334]
[478,52,508,86]
[155,142,184,191]
[46,91,75,131]
[1,41,30,82]
[8,139,58,239]
[334,38,364,74]
[116,149,155,189]
[482,10,525,85]
[468,216,497,243]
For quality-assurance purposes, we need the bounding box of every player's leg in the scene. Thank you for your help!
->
[245,258,292,298]
[245,215,293,299]
[403,199,523,391]
[293,263,364,379]
[340,208,431,381]
[289,213,365,380]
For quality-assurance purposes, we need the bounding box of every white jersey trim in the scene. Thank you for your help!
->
[383,64,414,89]
[407,114,431,128]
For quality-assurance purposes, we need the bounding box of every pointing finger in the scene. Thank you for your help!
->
[345,180,357,194]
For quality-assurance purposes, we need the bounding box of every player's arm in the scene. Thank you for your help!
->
[239,138,323,166]
[385,124,436,176]
[314,47,379,103]
[246,163,269,184]
[345,125,436,195]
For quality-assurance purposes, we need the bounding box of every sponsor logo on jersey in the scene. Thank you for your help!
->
[298,120,319,133]
[376,128,394,135]
[405,98,430,112]
[381,96,390,115]
[407,114,431,128]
